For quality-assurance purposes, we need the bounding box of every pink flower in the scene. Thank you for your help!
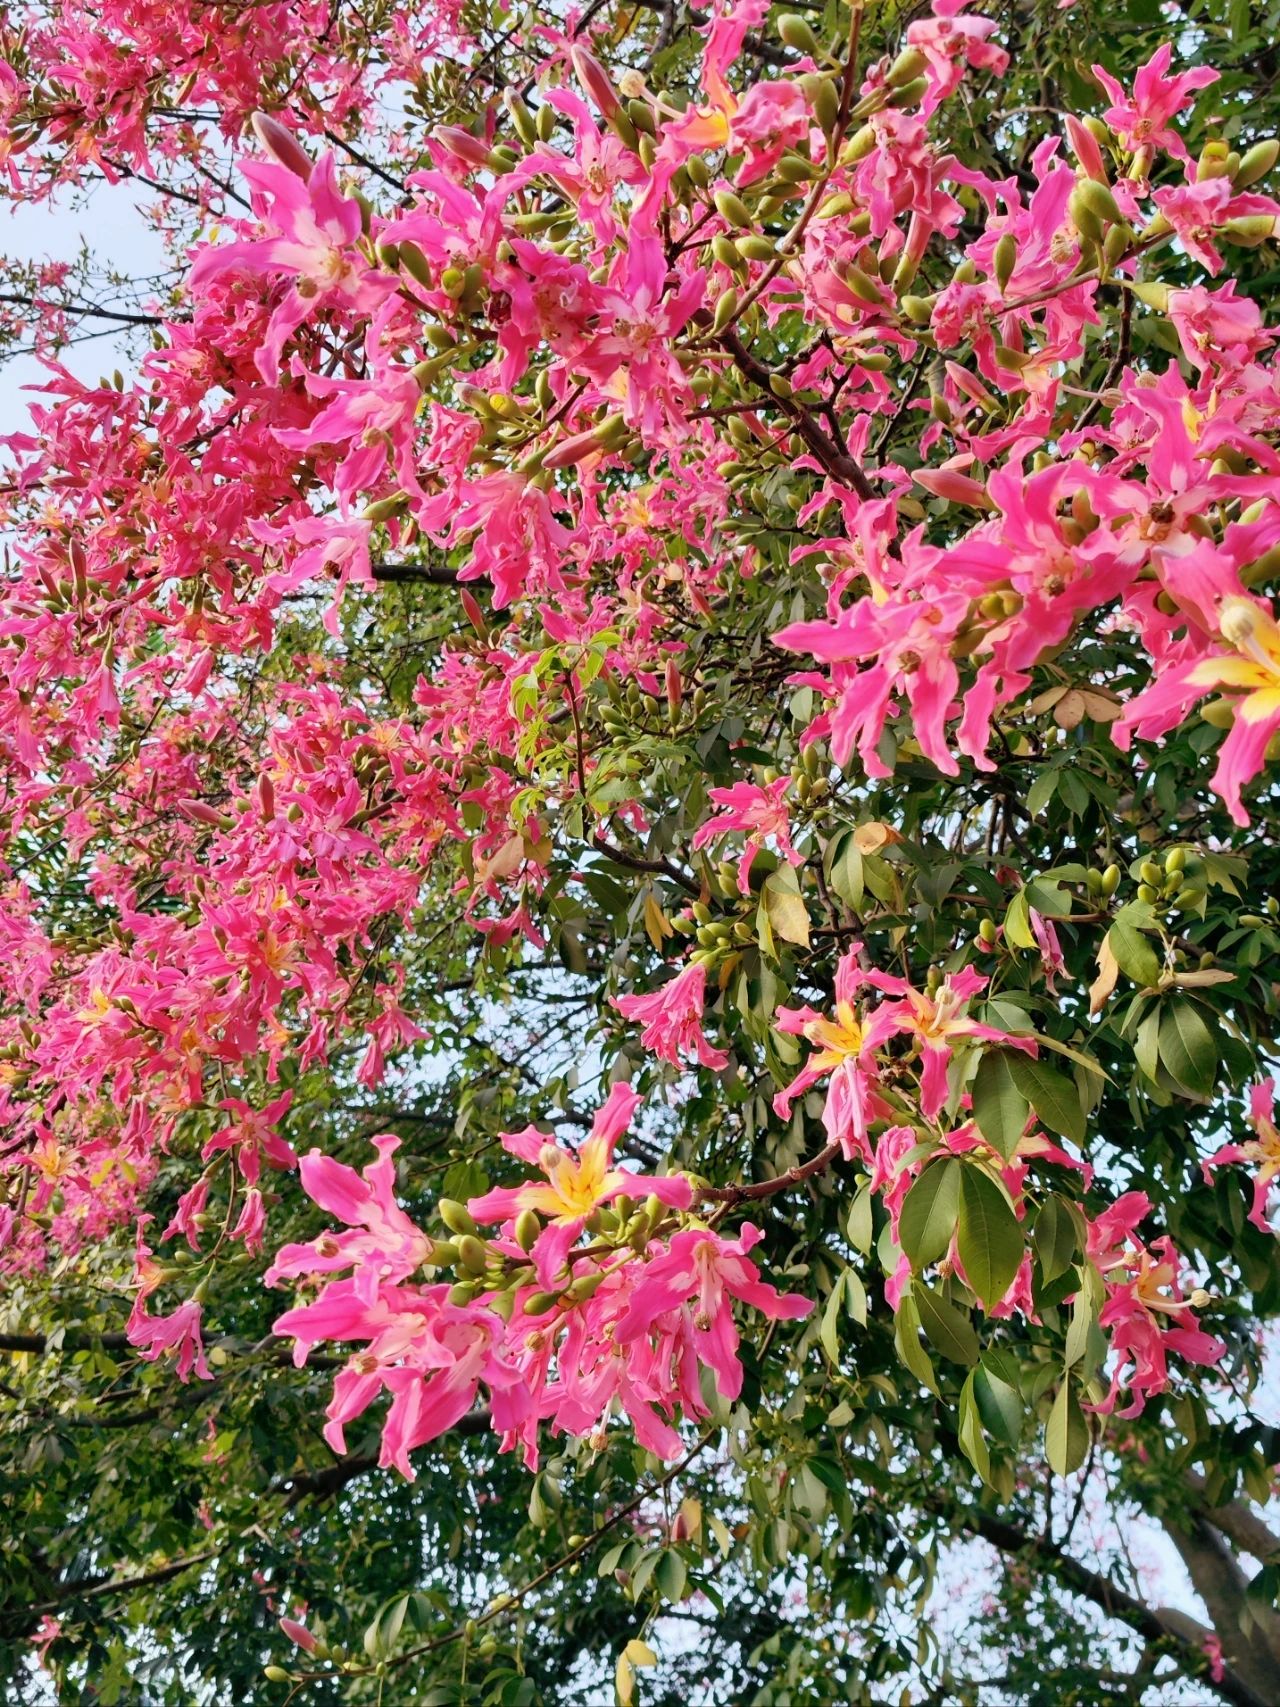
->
[190,153,395,381]
[1114,594,1280,825]
[265,1135,433,1300]
[865,964,1036,1119]
[1203,1080,1280,1233]
[692,777,800,894]
[773,944,896,1159]
[1092,44,1218,163]
[127,1297,212,1382]
[614,960,729,1070]
[615,1224,811,1399]
[468,1084,693,1285]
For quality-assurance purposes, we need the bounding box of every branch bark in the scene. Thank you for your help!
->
[954,1503,1274,1707]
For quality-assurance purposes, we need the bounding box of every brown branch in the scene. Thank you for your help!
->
[699,1140,842,1203]
[955,1504,1272,1707]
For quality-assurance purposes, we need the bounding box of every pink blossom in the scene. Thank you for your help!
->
[614,960,729,1070]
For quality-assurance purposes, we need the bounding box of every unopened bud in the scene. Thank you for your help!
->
[570,45,623,119]
[251,112,312,181]
[778,14,820,55]
[1235,138,1279,189]
[438,1198,478,1237]
[993,232,1017,292]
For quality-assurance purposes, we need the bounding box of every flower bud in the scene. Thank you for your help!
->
[438,1198,478,1237]
[455,1234,488,1274]
[1222,215,1277,246]
[1100,863,1121,896]
[1234,138,1279,188]
[570,45,623,120]
[713,187,752,228]
[514,1208,541,1252]
[886,46,928,87]
[251,112,313,181]
[993,232,1017,293]
[778,14,820,55]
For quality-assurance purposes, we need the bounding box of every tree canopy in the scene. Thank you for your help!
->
[1,0,1280,1701]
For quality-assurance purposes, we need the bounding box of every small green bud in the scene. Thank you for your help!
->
[456,1234,488,1274]
[514,1209,541,1252]
[778,14,820,55]
[439,1198,478,1237]
[1235,138,1280,189]
[993,232,1017,293]
[1165,847,1187,873]
[1101,863,1122,896]
[713,188,752,228]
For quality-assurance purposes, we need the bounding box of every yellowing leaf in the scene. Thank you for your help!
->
[1088,934,1119,1015]
[625,1640,657,1669]
[763,869,810,948]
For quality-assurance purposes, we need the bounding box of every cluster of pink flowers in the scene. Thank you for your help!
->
[0,0,1270,1463]
[267,1117,809,1474]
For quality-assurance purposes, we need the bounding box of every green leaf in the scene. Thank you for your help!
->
[820,1275,844,1363]
[1034,1195,1078,1284]
[846,1185,873,1255]
[655,1550,688,1603]
[1108,908,1162,988]
[1158,999,1218,1097]
[893,1289,939,1394]
[898,1158,961,1270]
[1010,1053,1085,1145]
[958,1371,992,1484]
[825,830,864,911]
[915,1283,979,1366]
[1046,1380,1089,1476]
[971,1049,1031,1161]
[974,1363,1022,1446]
[957,1168,1023,1311]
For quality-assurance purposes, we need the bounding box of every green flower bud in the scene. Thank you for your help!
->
[713,188,752,228]
[778,14,820,55]
[514,1208,541,1252]
[439,1198,478,1237]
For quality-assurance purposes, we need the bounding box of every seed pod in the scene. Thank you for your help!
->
[504,91,538,149]
[439,1198,478,1237]
[1140,860,1162,886]
[736,233,777,262]
[978,917,998,945]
